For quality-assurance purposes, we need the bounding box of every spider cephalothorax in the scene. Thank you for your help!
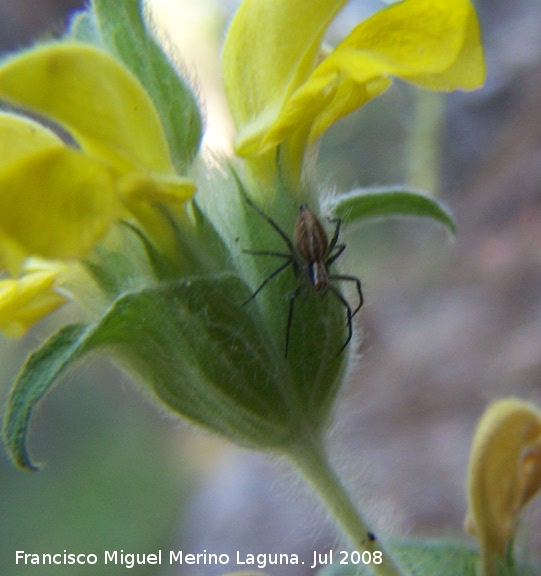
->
[243,196,363,356]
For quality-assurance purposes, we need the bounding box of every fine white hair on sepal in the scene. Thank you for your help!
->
[142,0,207,129]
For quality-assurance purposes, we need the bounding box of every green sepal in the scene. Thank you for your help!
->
[3,275,310,470]
[229,168,348,429]
[328,186,456,235]
[67,10,103,46]
[82,224,163,298]
[2,323,91,470]
[83,246,145,298]
[88,0,203,172]
[83,274,297,451]
[316,539,538,576]
[119,220,183,281]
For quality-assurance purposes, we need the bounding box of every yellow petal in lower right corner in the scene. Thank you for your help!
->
[465,398,541,569]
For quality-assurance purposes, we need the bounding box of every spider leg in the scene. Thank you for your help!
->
[325,243,345,268]
[327,284,353,356]
[241,190,296,255]
[328,274,363,316]
[327,217,341,252]
[243,249,291,259]
[285,285,303,357]
[243,258,294,305]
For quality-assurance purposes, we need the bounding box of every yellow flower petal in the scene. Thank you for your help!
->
[0,147,119,262]
[465,398,541,566]
[0,233,28,276]
[225,0,485,157]
[268,0,486,148]
[0,43,177,177]
[115,172,197,256]
[0,271,66,337]
[118,172,197,205]
[0,111,63,168]
[222,0,348,155]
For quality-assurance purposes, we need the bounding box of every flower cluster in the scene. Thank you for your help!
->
[6,1,526,575]
[0,0,485,338]
[0,43,196,335]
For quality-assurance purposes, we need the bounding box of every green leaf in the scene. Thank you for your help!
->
[328,186,456,235]
[90,0,203,172]
[2,323,90,470]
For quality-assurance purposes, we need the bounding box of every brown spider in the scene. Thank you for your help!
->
[242,195,363,356]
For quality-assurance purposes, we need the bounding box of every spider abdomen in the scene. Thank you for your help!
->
[294,204,329,262]
[308,260,329,293]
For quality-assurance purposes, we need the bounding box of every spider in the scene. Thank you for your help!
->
[242,195,363,356]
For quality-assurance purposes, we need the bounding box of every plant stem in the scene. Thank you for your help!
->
[288,435,405,576]
[406,90,444,196]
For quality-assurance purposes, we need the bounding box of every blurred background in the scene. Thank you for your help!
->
[1,0,540,574]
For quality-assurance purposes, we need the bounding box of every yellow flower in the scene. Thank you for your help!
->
[0,271,67,338]
[0,44,195,261]
[465,398,541,574]
[222,0,485,184]
[0,44,196,334]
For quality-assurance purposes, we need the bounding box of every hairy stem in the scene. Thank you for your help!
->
[288,436,405,576]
